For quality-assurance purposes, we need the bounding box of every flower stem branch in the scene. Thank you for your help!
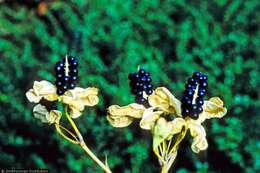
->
[169,127,187,154]
[155,128,187,173]
[64,106,112,173]
[55,123,78,144]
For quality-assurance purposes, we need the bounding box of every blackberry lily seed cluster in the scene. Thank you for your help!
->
[26,55,112,173]
[107,69,227,173]
[181,72,208,119]
[128,68,153,104]
[55,56,78,95]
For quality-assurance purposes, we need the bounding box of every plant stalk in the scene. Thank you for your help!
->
[57,106,112,173]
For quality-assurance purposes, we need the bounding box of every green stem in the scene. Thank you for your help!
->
[64,106,112,173]
[55,123,78,144]
[169,128,187,154]
[80,142,112,173]
[161,164,168,173]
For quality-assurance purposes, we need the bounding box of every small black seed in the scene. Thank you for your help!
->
[57,89,64,95]
[201,82,208,87]
[146,90,153,95]
[196,98,204,106]
[64,76,69,82]
[138,68,146,76]
[198,107,203,113]
[193,72,202,79]
[55,80,63,87]
[135,97,145,104]
[147,84,153,89]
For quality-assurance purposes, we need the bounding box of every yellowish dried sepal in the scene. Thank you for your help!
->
[185,97,227,153]
[107,103,146,127]
[33,104,61,124]
[148,87,182,116]
[152,117,186,151]
[140,107,164,130]
[186,121,208,153]
[26,80,58,103]
[61,87,99,118]
[198,97,227,123]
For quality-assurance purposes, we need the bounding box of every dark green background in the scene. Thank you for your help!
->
[0,0,259,172]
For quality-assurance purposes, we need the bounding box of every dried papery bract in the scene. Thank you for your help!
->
[26,56,112,173]
[107,70,227,173]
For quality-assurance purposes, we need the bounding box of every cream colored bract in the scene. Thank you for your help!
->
[107,103,146,127]
[61,87,99,118]
[26,80,58,103]
[107,86,227,153]
[26,80,99,120]
[33,104,61,124]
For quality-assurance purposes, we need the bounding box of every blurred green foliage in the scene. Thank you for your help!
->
[0,0,259,172]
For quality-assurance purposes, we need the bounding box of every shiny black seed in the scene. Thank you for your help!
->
[56,61,62,65]
[190,113,199,119]
[63,85,68,90]
[70,60,78,67]
[188,77,198,85]
[193,72,202,79]
[199,88,207,93]
[56,61,64,67]
[144,72,150,77]
[140,77,147,82]
[182,108,190,116]
[132,73,139,80]
[135,97,145,104]
[146,77,152,83]
[188,77,195,83]
[135,83,141,88]
[185,83,196,90]
[136,91,143,96]
[146,90,153,95]
[57,89,64,95]
[147,84,153,89]
[182,96,192,105]
[69,69,78,75]
[200,74,207,81]
[198,107,203,113]
[71,76,78,81]
[55,65,63,72]
[138,68,146,76]
[192,104,198,111]
[56,72,65,77]
[185,89,194,97]
[64,76,69,82]
[201,82,208,87]
[56,73,63,78]
[186,84,192,88]
[198,91,205,97]
[68,56,77,62]
[69,83,76,89]
[55,80,63,87]
[196,98,204,106]
[143,84,147,90]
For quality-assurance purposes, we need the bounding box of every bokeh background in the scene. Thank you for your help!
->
[0,0,259,173]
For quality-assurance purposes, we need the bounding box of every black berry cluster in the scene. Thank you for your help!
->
[181,72,208,119]
[128,68,153,104]
[54,56,78,95]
